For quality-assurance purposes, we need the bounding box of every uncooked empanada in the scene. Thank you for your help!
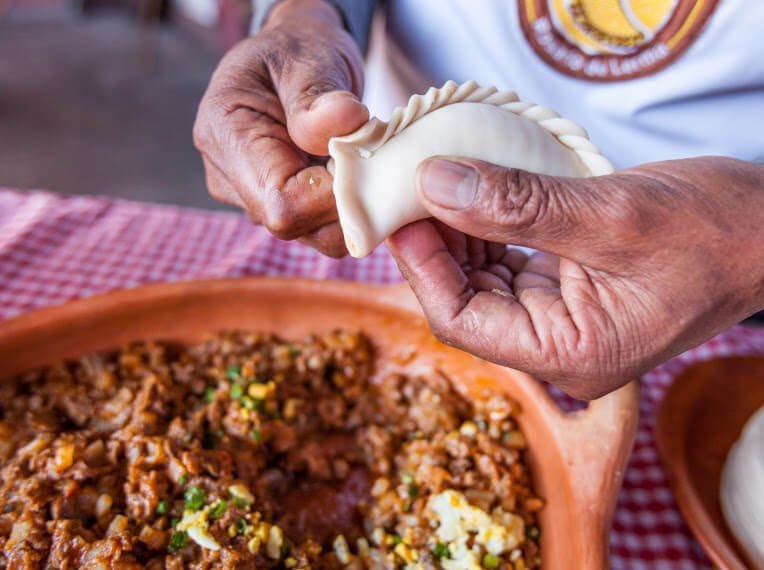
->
[721,405,764,569]
[328,80,614,258]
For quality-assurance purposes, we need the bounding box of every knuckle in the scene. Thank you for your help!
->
[426,312,467,350]
[572,385,604,401]
[320,242,348,259]
[560,379,608,402]
[206,181,229,203]
[485,168,552,233]
[602,186,653,236]
[192,116,210,151]
[263,200,298,239]
[428,322,454,346]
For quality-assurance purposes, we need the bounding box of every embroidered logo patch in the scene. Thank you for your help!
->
[518,0,719,81]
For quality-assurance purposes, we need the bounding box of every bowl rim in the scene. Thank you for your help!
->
[0,277,640,568]
[654,355,764,570]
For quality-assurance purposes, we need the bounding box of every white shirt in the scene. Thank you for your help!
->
[364,0,764,168]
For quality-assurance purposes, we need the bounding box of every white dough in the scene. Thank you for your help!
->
[328,80,614,258]
[721,405,764,569]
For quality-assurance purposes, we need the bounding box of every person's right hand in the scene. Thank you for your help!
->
[193,0,368,257]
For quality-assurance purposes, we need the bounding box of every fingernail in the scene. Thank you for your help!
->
[418,159,478,209]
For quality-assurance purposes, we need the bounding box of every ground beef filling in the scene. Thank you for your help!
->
[0,331,542,569]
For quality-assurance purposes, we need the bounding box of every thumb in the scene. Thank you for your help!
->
[278,63,368,156]
[416,157,604,258]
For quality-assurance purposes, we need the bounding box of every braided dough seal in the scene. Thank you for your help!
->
[328,80,614,258]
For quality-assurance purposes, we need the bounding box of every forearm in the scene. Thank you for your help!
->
[254,0,378,52]
[266,0,345,29]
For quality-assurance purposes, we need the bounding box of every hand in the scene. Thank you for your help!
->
[193,0,368,257]
[389,156,764,399]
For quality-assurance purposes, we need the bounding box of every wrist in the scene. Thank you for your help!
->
[265,0,343,30]
[724,158,764,316]
[740,160,764,313]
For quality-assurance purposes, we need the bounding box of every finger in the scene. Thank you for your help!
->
[517,252,560,284]
[196,88,338,238]
[415,157,607,259]
[468,271,512,293]
[255,163,340,238]
[285,89,369,156]
[388,221,580,373]
[275,47,368,156]
[298,221,348,258]
[484,263,514,284]
[466,235,489,270]
[503,248,529,273]
[486,241,508,263]
[225,111,339,238]
[431,221,469,268]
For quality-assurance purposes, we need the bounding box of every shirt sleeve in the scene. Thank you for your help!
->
[250,0,377,53]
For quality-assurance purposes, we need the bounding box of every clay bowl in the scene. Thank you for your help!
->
[655,356,764,569]
[0,278,639,568]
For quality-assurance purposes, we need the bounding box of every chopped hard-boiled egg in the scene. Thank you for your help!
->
[429,489,524,570]
[176,508,220,551]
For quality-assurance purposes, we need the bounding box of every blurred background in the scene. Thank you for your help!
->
[0,0,251,208]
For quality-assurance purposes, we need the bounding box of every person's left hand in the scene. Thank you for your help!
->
[387,156,764,400]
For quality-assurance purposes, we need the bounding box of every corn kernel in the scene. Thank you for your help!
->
[371,527,385,546]
[256,522,270,541]
[333,534,350,564]
[228,484,254,505]
[459,421,478,438]
[247,536,261,553]
[394,543,418,563]
[55,444,75,471]
[504,430,527,449]
[95,494,112,518]
[370,477,390,497]
[266,525,283,559]
[356,537,370,557]
[510,549,522,562]
[248,382,275,400]
[106,514,128,537]
[283,398,299,420]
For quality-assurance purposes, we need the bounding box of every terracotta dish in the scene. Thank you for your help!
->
[0,278,639,568]
[655,356,764,569]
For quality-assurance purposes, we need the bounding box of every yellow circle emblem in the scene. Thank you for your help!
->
[519,0,719,80]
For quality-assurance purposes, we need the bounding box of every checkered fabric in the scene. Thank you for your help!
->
[2,188,763,569]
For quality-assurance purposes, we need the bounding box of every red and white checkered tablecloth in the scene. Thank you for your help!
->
[2,188,763,569]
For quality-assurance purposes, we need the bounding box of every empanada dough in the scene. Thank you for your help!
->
[721,405,764,569]
[328,80,614,258]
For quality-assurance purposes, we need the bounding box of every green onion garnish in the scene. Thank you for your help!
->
[209,499,228,519]
[229,384,244,400]
[168,530,187,553]
[433,543,450,559]
[226,365,241,381]
[184,486,205,511]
